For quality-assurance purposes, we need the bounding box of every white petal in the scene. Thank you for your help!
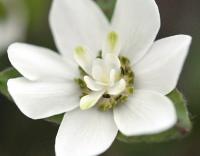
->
[50,0,109,58]
[111,0,160,64]
[108,79,126,95]
[74,46,92,74]
[84,76,103,91]
[80,91,104,110]
[56,109,118,156]
[102,31,121,57]
[92,59,110,84]
[134,35,192,95]
[114,90,177,136]
[8,43,77,81]
[8,77,80,119]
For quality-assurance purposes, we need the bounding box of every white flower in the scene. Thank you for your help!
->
[7,0,191,156]
[0,0,27,54]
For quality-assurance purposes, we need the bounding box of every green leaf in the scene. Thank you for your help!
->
[0,68,20,100]
[44,114,64,125]
[117,89,192,143]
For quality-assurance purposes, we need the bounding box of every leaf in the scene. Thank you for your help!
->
[117,89,192,143]
[44,114,64,125]
[0,68,20,100]
[95,0,116,21]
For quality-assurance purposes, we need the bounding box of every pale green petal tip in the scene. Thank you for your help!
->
[80,100,94,110]
[74,46,86,56]
[107,31,119,51]
[80,96,96,110]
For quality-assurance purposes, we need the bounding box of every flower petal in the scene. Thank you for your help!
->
[134,35,192,95]
[8,43,77,81]
[74,46,92,74]
[50,0,109,58]
[111,0,160,64]
[56,109,118,156]
[80,91,104,110]
[8,77,80,119]
[114,90,177,136]
[108,79,126,95]
[84,76,103,91]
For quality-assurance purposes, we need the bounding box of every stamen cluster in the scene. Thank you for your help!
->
[75,56,134,111]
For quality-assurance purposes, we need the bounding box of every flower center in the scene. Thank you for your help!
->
[73,31,134,111]
[75,53,134,111]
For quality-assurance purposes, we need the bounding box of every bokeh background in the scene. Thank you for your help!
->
[0,0,200,155]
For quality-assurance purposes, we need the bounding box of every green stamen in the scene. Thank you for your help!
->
[74,78,90,96]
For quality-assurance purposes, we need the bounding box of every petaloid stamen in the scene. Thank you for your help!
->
[75,55,134,112]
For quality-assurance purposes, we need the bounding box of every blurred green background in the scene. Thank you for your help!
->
[0,0,200,155]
